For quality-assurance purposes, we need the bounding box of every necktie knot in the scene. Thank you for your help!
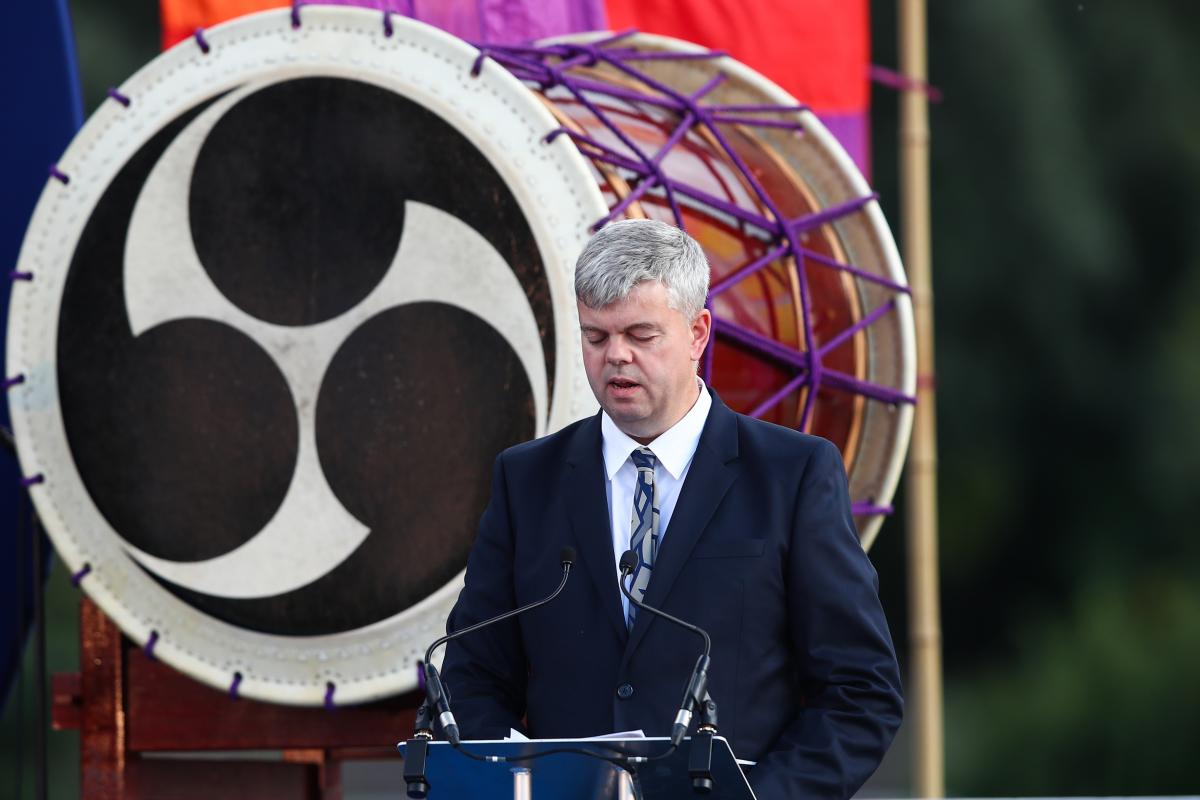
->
[631,447,657,470]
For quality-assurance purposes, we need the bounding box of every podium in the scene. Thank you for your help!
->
[397,736,756,800]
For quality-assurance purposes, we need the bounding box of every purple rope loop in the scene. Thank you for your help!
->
[382,9,393,37]
[291,0,303,30]
[324,680,336,709]
[542,128,569,145]
[9,270,33,282]
[3,374,26,390]
[70,563,92,587]
[229,671,243,699]
[816,299,897,359]
[591,28,637,49]
[470,51,487,78]
[193,28,211,54]
[143,630,159,660]
[49,164,69,185]
[106,87,131,107]
[20,473,45,488]
[787,193,878,234]
[869,65,943,103]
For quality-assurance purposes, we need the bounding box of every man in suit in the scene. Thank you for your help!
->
[442,219,903,799]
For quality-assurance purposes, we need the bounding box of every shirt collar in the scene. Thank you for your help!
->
[601,379,712,481]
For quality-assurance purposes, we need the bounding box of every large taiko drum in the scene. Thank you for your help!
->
[6,7,913,706]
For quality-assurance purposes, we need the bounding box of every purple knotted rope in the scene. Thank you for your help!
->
[230,671,243,699]
[20,473,44,488]
[9,270,33,282]
[869,65,943,103]
[193,28,211,54]
[291,0,303,29]
[48,164,69,185]
[106,88,131,107]
[3,374,25,390]
[143,630,159,660]
[382,10,394,37]
[324,680,336,710]
[70,563,92,587]
[852,501,895,516]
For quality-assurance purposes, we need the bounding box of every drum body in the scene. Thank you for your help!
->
[6,8,912,705]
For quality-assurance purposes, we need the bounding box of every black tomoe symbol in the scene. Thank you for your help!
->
[58,77,554,635]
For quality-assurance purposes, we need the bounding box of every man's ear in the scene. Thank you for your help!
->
[689,308,712,361]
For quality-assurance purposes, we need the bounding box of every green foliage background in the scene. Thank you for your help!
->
[868,0,1200,795]
[3,1,1199,797]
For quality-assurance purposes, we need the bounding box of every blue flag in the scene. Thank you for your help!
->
[1,0,83,706]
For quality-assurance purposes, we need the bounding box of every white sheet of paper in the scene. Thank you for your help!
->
[505,729,646,741]
[584,730,646,740]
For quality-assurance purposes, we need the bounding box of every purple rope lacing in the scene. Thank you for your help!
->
[852,501,894,516]
[106,87,131,107]
[143,630,159,660]
[3,374,25,390]
[193,28,211,55]
[20,473,44,488]
[9,270,33,281]
[70,563,92,587]
[382,9,394,38]
[869,65,943,103]
[230,671,243,699]
[416,660,426,692]
[48,164,69,185]
[291,0,303,30]
[324,680,336,710]
[473,34,916,518]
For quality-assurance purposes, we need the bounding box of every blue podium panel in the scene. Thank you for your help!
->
[398,736,755,800]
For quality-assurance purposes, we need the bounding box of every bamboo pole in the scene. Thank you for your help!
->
[898,0,945,796]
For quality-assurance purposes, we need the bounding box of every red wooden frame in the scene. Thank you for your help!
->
[53,597,420,799]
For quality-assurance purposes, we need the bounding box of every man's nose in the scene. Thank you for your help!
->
[605,336,632,364]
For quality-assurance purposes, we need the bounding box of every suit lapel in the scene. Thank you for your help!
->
[624,391,740,661]
[564,414,629,643]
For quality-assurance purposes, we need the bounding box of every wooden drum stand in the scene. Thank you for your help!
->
[52,598,420,799]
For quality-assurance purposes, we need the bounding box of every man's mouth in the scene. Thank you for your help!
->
[608,377,641,394]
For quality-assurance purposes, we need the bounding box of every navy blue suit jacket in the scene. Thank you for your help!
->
[442,389,903,799]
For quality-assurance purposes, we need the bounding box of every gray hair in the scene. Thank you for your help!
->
[574,219,710,320]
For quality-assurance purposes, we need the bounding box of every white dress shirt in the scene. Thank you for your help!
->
[601,380,712,618]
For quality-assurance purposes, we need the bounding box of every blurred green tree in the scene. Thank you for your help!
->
[870,0,1200,794]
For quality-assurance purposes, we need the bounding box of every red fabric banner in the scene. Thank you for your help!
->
[159,0,869,172]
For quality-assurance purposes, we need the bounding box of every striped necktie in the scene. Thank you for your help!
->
[626,446,659,628]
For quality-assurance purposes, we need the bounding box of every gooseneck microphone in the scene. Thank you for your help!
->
[618,550,713,747]
[404,547,577,798]
[421,546,577,745]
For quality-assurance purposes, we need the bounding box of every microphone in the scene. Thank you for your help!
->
[421,546,577,746]
[618,550,712,747]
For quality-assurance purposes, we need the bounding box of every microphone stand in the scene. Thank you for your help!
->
[619,554,721,794]
[403,549,576,799]
[402,700,435,799]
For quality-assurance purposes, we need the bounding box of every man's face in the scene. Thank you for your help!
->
[578,281,711,443]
